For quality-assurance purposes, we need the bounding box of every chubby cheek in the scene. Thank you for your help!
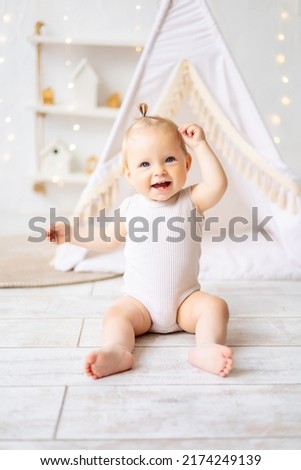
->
[131,175,149,192]
[139,176,151,191]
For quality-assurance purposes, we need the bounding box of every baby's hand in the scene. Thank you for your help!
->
[46,222,71,245]
[178,123,206,149]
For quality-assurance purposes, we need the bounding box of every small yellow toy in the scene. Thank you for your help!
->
[85,155,98,174]
[42,88,55,105]
[106,92,121,108]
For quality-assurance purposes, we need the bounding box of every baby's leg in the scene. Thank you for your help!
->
[177,291,233,377]
[85,296,151,379]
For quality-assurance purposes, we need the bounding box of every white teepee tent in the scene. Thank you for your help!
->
[54,0,301,279]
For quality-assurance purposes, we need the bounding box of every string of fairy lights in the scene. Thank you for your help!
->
[0,2,298,168]
[0,2,145,170]
[60,2,144,156]
[272,7,293,146]
[0,12,14,164]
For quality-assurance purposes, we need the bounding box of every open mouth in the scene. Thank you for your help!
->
[151,181,171,190]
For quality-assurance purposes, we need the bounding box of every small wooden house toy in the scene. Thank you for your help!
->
[71,58,100,109]
[40,139,72,178]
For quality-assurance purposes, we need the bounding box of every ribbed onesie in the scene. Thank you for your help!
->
[120,186,203,333]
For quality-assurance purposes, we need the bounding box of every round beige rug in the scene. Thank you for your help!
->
[0,235,118,288]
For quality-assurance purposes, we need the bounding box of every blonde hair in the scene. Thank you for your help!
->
[121,103,187,175]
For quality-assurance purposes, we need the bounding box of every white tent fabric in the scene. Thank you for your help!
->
[54,0,301,279]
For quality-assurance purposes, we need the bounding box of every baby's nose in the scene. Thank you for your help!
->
[154,164,167,176]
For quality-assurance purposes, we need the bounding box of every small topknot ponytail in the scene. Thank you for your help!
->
[138,102,148,117]
[122,103,188,170]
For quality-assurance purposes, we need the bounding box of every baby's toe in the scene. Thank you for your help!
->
[224,347,233,359]
[220,367,230,377]
[226,358,233,369]
[220,357,234,377]
[224,359,234,374]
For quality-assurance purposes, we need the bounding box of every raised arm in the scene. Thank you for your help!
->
[178,123,228,213]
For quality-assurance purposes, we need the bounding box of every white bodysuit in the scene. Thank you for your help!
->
[120,186,203,333]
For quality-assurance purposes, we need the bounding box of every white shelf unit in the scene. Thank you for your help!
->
[29,34,145,191]
[31,170,90,186]
[29,103,120,119]
[28,35,146,47]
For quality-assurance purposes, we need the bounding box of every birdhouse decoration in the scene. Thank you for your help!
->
[71,58,100,109]
[40,139,72,178]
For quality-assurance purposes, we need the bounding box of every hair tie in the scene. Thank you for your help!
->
[138,102,148,117]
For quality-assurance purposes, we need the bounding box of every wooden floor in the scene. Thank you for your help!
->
[0,277,300,450]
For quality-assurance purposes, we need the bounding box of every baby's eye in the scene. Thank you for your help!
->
[140,161,150,168]
[165,156,176,163]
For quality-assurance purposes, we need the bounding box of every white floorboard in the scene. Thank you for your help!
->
[0,277,300,450]
[0,318,83,347]
[79,317,301,347]
[1,438,300,451]
[56,385,301,440]
[0,387,65,440]
[1,347,300,387]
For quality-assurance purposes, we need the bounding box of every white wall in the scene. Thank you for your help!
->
[0,0,300,223]
[207,0,301,176]
[0,0,157,220]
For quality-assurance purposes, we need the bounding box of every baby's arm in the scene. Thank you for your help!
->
[178,123,228,213]
[47,216,126,253]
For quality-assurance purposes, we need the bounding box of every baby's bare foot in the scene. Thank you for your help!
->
[189,343,233,377]
[84,346,134,379]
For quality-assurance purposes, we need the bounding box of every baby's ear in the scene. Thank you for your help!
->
[121,162,130,178]
[185,153,192,171]
[124,169,131,180]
